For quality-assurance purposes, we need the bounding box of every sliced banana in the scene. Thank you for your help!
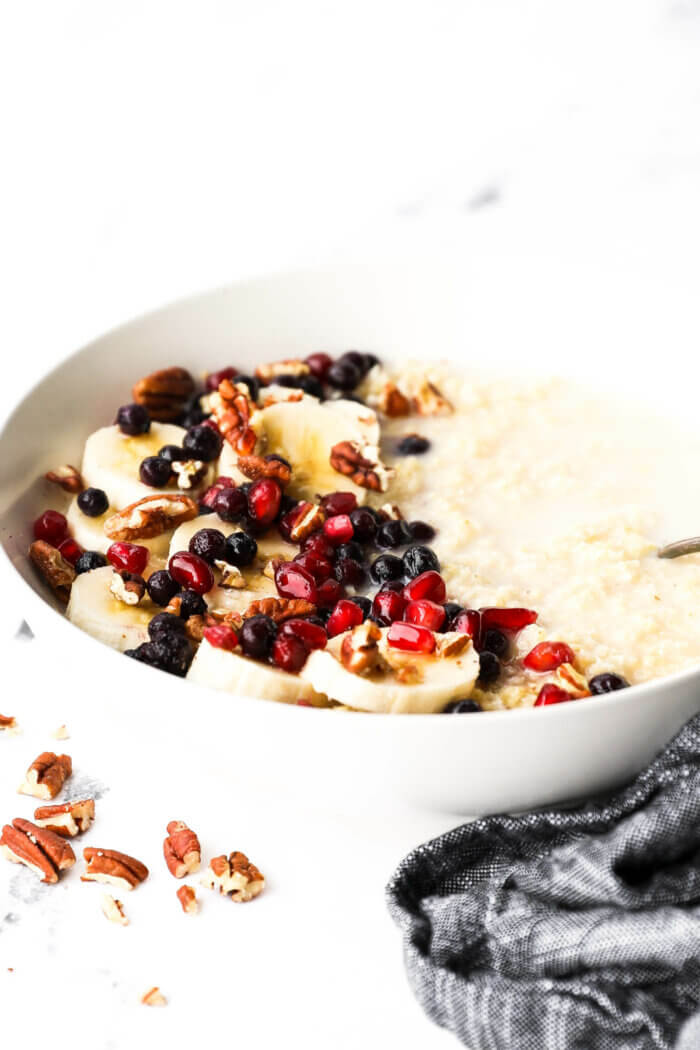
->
[300,628,479,714]
[66,566,154,653]
[187,637,324,704]
[66,497,170,571]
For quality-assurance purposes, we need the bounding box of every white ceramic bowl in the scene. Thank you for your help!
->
[2,256,700,815]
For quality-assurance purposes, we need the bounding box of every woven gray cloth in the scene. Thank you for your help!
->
[387,714,700,1050]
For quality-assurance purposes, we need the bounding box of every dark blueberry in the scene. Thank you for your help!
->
[139,456,173,487]
[158,444,188,462]
[338,393,367,406]
[77,487,109,518]
[336,541,364,563]
[339,351,369,374]
[177,589,207,619]
[481,629,509,659]
[232,374,260,400]
[274,374,325,399]
[126,633,193,677]
[408,520,435,542]
[189,527,227,564]
[240,614,277,660]
[347,595,372,619]
[376,520,411,549]
[363,353,380,370]
[116,403,150,436]
[315,607,333,626]
[589,672,631,695]
[443,699,482,714]
[443,602,464,626]
[178,392,206,427]
[74,550,108,575]
[379,579,405,593]
[304,615,328,630]
[326,359,361,391]
[213,487,248,522]
[369,614,391,628]
[279,492,297,517]
[224,531,258,567]
[183,424,223,462]
[397,434,430,456]
[148,612,186,640]
[266,453,292,470]
[369,554,404,585]
[198,505,216,516]
[146,570,180,607]
[402,545,440,578]
[349,507,377,543]
[477,651,501,687]
[334,558,366,587]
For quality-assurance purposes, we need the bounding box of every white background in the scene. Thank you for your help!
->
[2,2,700,1048]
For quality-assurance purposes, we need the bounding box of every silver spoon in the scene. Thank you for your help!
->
[658,537,700,559]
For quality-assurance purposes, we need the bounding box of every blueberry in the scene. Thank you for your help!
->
[339,351,370,375]
[139,456,173,487]
[443,602,464,626]
[315,607,333,625]
[232,374,260,400]
[443,699,482,714]
[477,651,501,686]
[213,487,248,522]
[126,633,193,677]
[189,528,227,564]
[363,353,380,370]
[349,508,377,543]
[158,444,187,462]
[397,434,430,456]
[408,520,435,542]
[334,558,366,587]
[481,629,509,659]
[304,615,328,629]
[116,403,150,436]
[183,424,223,462]
[347,595,372,618]
[402,545,440,578]
[224,531,258,567]
[240,614,277,660]
[146,570,180,607]
[336,541,364,563]
[74,550,108,574]
[77,487,109,518]
[326,359,361,391]
[376,520,411,549]
[148,612,186,640]
[177,589,208,619]
[380,579,405,593]
[197,505,216,516]
[339,393,367,406]
[274,374,325,399]
[369,554,404,585]
[178,392,206,428]
[589,672,630,694]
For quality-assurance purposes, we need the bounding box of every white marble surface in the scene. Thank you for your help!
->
[2,1,700,1047]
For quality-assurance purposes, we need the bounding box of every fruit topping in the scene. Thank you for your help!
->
[201,476,236,511]
[205,366,238,392]
[126,633,193,677]
[334,558,366,587]
[57,538,83,566]
[183,424,222,462]
[372,589,408,625]
[369,554,404,585]
[523,641,575,673]
[477,651,501,686]
[481,628,509,659]
[146,570,179,607]
[239,614,278,660]
[387,621,436,654]
[275,562,318,603]
[323,514,354,545]
[116,403,151,436]
[74,551,108,575]
[168,552,215,595]
[349,507,378,543]
[403,570,446,604]
[321,492,358,517]
[453,609,481,641]
[480,607,538,634]
[347,595,372,619]
[176,590,208,618]
[316,578,343,608]
[222,531,257,567]
[203,624,239,651]
[588,672,631,694]
[405,599,446,632]
[159,444,187,462]
[271,634,308,672]
[247,478,282,527]
[77,487,109,518]
[305,352,333,380]
[33,510,68,545]
[443,699,482,713]
[534,683,573,707]
[402,545,440,579]
[293,550,333,584]
[139,456,172,488]
[213,485,248,522]
[280,618,328,650]
[408,520,435,542]
[148,612,186,639]
[107,541,149,576]
[326,599,365,638]
[397,434,430,455]
[376,520,411,549]
[188,528,227,564]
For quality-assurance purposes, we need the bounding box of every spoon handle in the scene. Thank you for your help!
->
[658,537,700,559]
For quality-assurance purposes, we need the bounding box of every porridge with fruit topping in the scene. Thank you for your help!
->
[26,350,700,714]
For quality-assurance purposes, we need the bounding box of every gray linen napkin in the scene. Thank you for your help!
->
[387,714,700,1050]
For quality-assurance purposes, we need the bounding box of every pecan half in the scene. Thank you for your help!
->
[329,441,394,492]
[176,885,198,914]
[0,819,76,883]
[163,821,201,879]
[132,367,195,422]
[104,494,198,541]
[340,621,383,675]
[45,464,84,493]
[141,987,167,1007]
[289,501,325,542]
[102,894,129,926]
[209,379,259,455]
[28,541,75,602]
[236,454,292,486]
[202,850,265,902]
[255,359,309,382]
[34,798,95,838]
[242,596,316,623]
[82,848,149,890]
[19,752,72,800]
[0,714,17,731]
[377,382,412,418]
[109,570,146,605]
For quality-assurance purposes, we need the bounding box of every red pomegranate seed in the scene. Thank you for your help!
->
[301,532,335,559]
[57,538,83,566]
[326,599,364,637]
[205,366,238,392]
[403,571,446,604]
[107,542,149,576]
[316,578,343,608]
[33,510,68,545]
[480,607,537,634]
[405,599,446,632]
[278,502,307,543]
[201,477,236,510]
[387,622,436,654]
[248,479,282,526]
[323,514,354,545]
[168,551,215,594]
[203,624,239,651]
[272,634,308,673]
[321,492,357,517]
[524,641,575,673]
[305,352,333,380]
[534,683,572,707]
[275,562,318,603]
[454,609,481,642]
[293,550,333,584]
[372,589,407,624]
[280,618,328,650]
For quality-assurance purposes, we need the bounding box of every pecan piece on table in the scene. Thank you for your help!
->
[340,621,383,675]
[0,714,17,731]
[82,848,149,891]
[329,440,394,492]
[176,885,198,914]
[242,596,316,623]
[208,379,259,455]
[102,894,129,926]
[202,850,265,902]
[0,818,76,883]
[18,752,72,800]
[44,463,84,493]
[236,453,292,486]
[141,987,167,1007]
[34,798,95,838]
[104,494,198,541]
[132,366,195,422]
[28,541,75,602]
[163,821,201,878]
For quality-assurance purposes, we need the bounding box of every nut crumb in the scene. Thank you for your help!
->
[101,894,129,926]
[202,850,265,902]
[0,714,17,731]
[141,987,167,1007]
[51,724,69,740]
[45,464,84,493]
[176,885,198,914]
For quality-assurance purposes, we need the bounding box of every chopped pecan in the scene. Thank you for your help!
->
[412,379,453,416]
[261,389,304,406]
[262,558,280,580]
[176,885,198,914]
[395,665,422,684]
[436,633,471,659]
[329,441,394,492]
[255,359,309,382]
[18,752,72,800]
[163,821,201,878]
[28,541,75,602]
[378,503,403,522]
[206,608,244,632]
[340,621,383,675]
[45,464,84,493]
[104,494,198,541]
[171,459,207,490]
[209,379,259,455]
[132,367,195,422]
[289,501,325,542]
[236,453,292,486]
[141,987,167,1007]
[202,850,265,902]
[214,560,246,589]
[243,596,316,623]
[164,595,183,617]
[0,819,76,883]
[377,382,412,417]
[51,724,69,740]
[34,798,95,838]
[0,714,17,731]
[554,663,591,699]
[109,570,146,605]
[184,614,206,642]
[82,848,149,891]
[102,894,129,926]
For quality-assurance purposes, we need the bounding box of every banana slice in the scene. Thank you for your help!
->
[81,423,216,510]
[66,497,170,571]
[66,566,154,653]
[300,627,479,714]
[187,636,324,704]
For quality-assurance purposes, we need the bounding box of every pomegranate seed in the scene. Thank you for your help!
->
[280,618,328,650]
[107,542,149,576]
[326,599,364,637]
[168,551,215,594]
[403,570,446,604]
[278,502,308,542]
[323,514,354,545]
[405,599,446,632]
[305,352,333,380]
[213,486,248,522]
[454,609,481,642]
[272,634,308,673]
[33,510,68,545]
[301,532,335,559]
[205,366,238,392]
[248,479,282,527]
[201,477,236,510]
[480,607,537,633]
[321,492,357,517]
[275,562,318,603]
[293,550,333,584]
[534,683,572,707]
[372,589,407,624]
[316,578,343,607]
[203,624,239,650]
[387,622,436,654]
[57,537,83,566]
[524,641,575,673]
